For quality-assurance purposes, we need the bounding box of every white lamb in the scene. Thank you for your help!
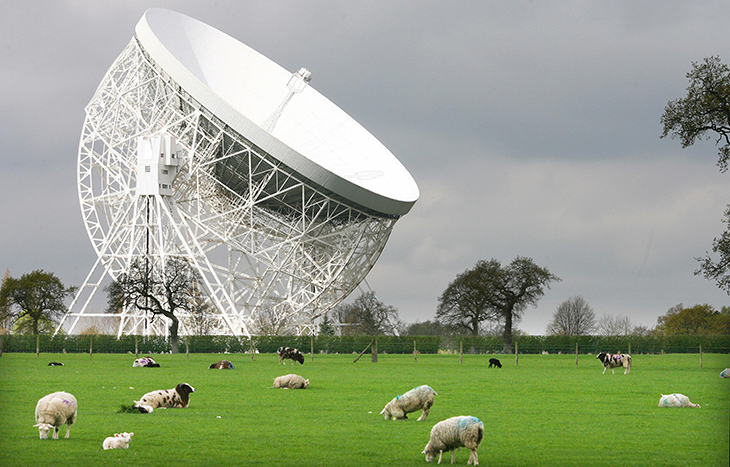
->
[380,385,437,421]
[658,393,700,408]
[103,432,134,449]
[422,416,484,465]
[34,391,78,440]
[272,374,309,389]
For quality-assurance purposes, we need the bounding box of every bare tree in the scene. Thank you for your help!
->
[546,296,596,336]
[249,302,293,335]
[596,314,634,336]
[332,292,400,336]
[105,257,199,353]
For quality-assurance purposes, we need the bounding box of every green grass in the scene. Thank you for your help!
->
[0,352,728,466]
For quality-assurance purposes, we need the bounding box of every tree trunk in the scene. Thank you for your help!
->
[169,317,180,354]
[502,311,513,354]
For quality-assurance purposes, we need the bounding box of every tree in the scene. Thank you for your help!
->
[249,303,293,336]
[0,270,76,335]
[661,56,730,172]
[318,313,335,336]
[332,292,400,336]
[655,303,730,335]
[105,257,200,352]
[546,296,596,336]
[403,320,455,336]
[437,257,560,352]
[661,56,730,293]
[596,314,634,336]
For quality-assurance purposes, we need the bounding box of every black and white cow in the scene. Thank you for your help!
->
[277,346,304,365]
[596,352,631,374]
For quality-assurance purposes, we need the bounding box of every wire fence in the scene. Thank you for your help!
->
[1,334,729,355]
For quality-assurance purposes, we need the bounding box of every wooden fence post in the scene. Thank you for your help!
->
[186,340,189,359]
[575,342,579,367]
[135,335,139,357]
[700,344,703,369]
[89,335,93,358]
[414,340,417,363]
[459,339,463,365]
[515,341,519,366]
[311,334,314,362]
[353,339,374,363]
[0,335,3,357]
[36,335,40,357]
[371,338,378,363]
[250,338,255,361]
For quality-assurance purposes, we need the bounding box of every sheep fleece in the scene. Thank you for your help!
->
[381,385,437,421]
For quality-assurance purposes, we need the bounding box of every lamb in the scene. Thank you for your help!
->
[34,391,78,440]
[133,383,195,413]
[272,374,309,389]
[422,416,484,465]
[658,393,700,408]
[720,368,730,378]
[102,432,134,449]
[133,357,160,367]
[380,385,437,421]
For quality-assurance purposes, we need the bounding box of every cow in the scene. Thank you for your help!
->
[596,352,631,374]
[277,346,305,365]
[488,358,502,368]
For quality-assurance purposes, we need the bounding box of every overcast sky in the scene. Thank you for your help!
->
[1,1,729,335]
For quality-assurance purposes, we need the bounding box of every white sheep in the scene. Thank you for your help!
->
[272,374,309,389]
[658,393,700,408]
[103,432,134,449]
[422,416,484,465]
[720,368,730,378]
[380,385,437,421]
[34,391,78,440]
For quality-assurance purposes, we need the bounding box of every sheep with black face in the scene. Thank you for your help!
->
[133,383,195,413]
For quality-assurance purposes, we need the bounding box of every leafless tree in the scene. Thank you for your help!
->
[546,296,596,336]
[596,314,634,336]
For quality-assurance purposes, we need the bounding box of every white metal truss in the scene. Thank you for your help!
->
[57,38,400,337]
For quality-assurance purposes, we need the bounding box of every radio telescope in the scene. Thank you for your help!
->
[56,8,418,337]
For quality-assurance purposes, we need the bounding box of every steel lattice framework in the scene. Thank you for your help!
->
[57,38,399,337]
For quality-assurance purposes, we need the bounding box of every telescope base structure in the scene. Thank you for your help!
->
[57,38,399,337]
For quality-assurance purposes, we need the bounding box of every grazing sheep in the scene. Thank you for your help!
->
[133,357,160,367]
[422,416,484,465]
[658,393,700,408]
[277,346,305,365]
[596,352,631,374]
[488,358,502,368]
[380,385,437,421]
[720,368,730,378]
[133,383,195,413]
[209,360,234,369]
[272,374,309,389]
[102,432,134,449]
[34,391,78,440]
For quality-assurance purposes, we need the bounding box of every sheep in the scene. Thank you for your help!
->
[720,368,730,378]
[272,374,309,389]
[277,346,305,365]
[133,357,160,367]
[422,416,484,465]
[658,393,700,408]
[34,391,78,440]
[380,385,437,421]
[102,432,134,449]
[209,360,234,369]
[133,383,195,413]
[488,358,502,368]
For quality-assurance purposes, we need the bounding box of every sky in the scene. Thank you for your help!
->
[1,1,729,335]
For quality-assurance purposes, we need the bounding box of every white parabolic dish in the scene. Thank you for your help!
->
[135,8,419,216]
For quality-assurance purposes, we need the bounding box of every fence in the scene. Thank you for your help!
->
[1,334,728,355]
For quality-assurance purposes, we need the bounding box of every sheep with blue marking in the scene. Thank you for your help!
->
[34,391,78,440]
[720,368,730,378]
[658,393,700,408]
[422,416,484,465]
[380,385,437,421]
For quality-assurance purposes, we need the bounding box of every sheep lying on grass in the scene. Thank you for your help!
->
[103,432,134,449]
[34,391,77,440]
[272,374,309,389]
[133,383,195,413]
[380,385,437,421]
[209,360,234,369]
[658,393,700,408]
[422,416,484,465]
[720,368,730,378]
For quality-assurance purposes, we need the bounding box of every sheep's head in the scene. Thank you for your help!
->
[117,432,134,441]
[422,447,437,463]
[34,423,54,439]
[303,379,310,388]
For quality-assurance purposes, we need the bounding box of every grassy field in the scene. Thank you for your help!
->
[0,352,728,467]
